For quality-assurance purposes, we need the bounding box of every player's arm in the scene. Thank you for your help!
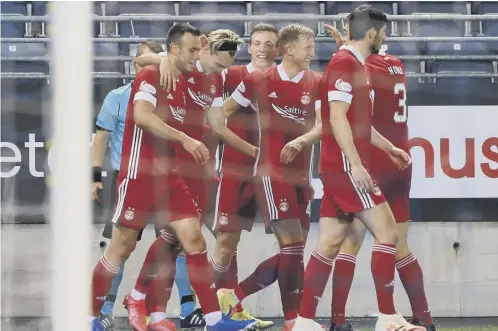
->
[208,78,259,159]
[280,102,322,164]
[92,91,119,201]
[135,51,178,91]
[371,123,411,170]
[134,71,209,163]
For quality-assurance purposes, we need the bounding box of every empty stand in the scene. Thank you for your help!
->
[180,1,246,36]
[117,2,176,37]
[252,1,320,33]
[1,2,28,38]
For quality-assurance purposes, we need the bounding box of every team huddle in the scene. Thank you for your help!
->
[90,5,435,331]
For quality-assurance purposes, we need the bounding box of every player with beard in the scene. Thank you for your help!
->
[134,28,246,329]
[323,10,435,331]
[292,7,422,331]
[90,23,256,331]
[210,24,322,331]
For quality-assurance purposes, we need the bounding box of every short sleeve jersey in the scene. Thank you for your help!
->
[219,63,259,178]
[319,45,375,174]
[232,64,320,184]
[119,65,187,178]
[367,52,409,176]
[95,82,131,171]
[175,61,223,167]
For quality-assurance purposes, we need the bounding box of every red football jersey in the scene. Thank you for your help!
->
[219,63,259,178]
[319,45,375,174]
[367,52,409,176]
[119,65,187,178]
[175,61,223,172]
[232,64,320,184]
[183,61,223,142]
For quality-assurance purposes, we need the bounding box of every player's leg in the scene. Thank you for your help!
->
[330,219,367,330]
[168,176,257,331]
[125,226,180,331]
[385,179,434,330]
[90,177,149,327]
[211,174,244,290]
[294,174,362,330]
[356,201,424,330]
[258,179,305,325]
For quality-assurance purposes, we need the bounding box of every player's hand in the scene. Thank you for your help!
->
[324,24,347,46]
[181,136,210,164]
[387,146,412,170]
[351,164,374,193]
[159,56,178,92]
[280,139,304,164]
[92,182,103,203]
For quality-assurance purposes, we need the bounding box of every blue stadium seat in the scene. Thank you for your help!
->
[316,41,337,62]
[476,2,498,51]
[180,2,246,36]
[1,2,27,38]
[381,41,423,56]
[399,1,468,37]
[427,41,488,55]
[94,43,121,74]
[1,43,48,75]
[252,2,320,33]
[326,2,394,15]
[118,2,176,37]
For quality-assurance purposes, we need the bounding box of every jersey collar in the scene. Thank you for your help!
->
[277,63,304,83]
[196,60,204,72]
[246,62,254,73]
[340,45,365,65]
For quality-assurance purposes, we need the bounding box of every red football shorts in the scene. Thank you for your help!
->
[320,171,386,218]
[214,174,257,233]
[111,174,198,230]
[255,176,311,232]
[374,166,412,223]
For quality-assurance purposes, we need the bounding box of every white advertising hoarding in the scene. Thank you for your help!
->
[312,106,498,199]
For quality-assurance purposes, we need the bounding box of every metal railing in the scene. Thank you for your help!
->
[2,14,498,22]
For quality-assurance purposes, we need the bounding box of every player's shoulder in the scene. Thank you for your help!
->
[108,82,132,98]
[327,49,359,71]
[368,52,403,67]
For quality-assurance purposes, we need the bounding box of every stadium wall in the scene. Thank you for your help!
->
[2,222,497,318]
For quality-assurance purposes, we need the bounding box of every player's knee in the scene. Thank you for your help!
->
[376,226,399,246]
[340,235,362,256]
[180,229,207,254]
[108,236,136,261]
[316,232,343,258]
[395,238,410,260]
[215,232,240,263]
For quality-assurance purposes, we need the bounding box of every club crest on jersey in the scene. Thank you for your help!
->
[335,79,352,93]
[139,81,156,95]
[210,84,217,95]
[300,94,311,105]
[124,208,135,221]
[373,185,382,196]
[279,199,289,212]
[219,213,228,225]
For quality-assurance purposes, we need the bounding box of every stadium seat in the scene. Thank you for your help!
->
[427,61,495,104]
[251,2,320,33]
[117,2,176,37]
[93,43,121,74]
[476,2,498,51]
[316,41,337,62]
[326,1,394,15]
[1,2,27,38]
[179,2,246,36]
[381,40,423,56]
[1,43,48,75]
[398,1,468,37]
